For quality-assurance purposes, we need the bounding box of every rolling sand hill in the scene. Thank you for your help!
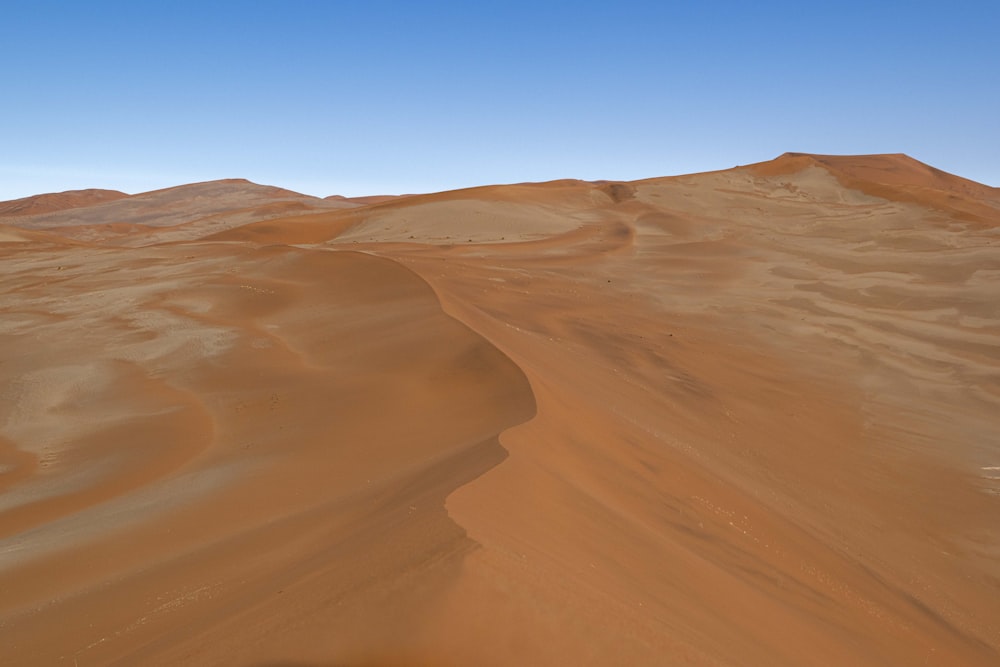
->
[1,154,998,666]
[0,189,128,218]
[6,179,359,245]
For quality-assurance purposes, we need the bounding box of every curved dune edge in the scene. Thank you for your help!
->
[0,243,535,665]
[384,247,1000,666]
[355,154,999,665]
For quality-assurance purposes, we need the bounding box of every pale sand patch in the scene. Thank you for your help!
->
[333,198,584,244]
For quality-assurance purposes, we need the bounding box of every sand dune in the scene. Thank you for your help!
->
[0,189,127,218]
[6,179,360,245]
[1,154,998,665]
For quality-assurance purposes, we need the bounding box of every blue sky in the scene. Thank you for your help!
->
[2,1,998,199]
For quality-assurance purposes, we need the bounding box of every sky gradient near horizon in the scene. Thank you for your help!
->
[2,1,998,199]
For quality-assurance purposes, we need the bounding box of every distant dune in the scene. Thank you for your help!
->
[4,178,368,245]
[750,152,1000,223]
[0,188,127,218]
[1,155,998,666]
[325,193,408,205]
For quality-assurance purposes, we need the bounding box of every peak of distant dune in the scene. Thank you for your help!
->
[0,188,128,218]
[759,152,921,175]
[763,152,990,192]
[748,153,1000,224]
[132,178,316,201]
[7,178,343,233]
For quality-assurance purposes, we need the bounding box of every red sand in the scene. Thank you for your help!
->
[1,155,998,665]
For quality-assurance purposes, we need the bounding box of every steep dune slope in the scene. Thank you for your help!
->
[339,154,1000,665]
[1,154,998,665]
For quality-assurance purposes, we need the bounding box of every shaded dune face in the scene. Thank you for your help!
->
[1,153,999,666]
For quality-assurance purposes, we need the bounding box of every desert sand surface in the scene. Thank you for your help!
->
[1,153,998,666]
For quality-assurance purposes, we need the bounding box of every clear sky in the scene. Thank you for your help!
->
[2,1,998,199]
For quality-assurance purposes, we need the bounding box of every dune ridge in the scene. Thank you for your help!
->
[1,154,998,665]
[0,189,128,218]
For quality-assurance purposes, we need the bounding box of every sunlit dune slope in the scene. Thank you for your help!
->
[751,152,1000,224]
[1,154,998,666]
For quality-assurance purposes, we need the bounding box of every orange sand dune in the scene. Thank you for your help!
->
[6,179,356,241]
[0,188,127,218]
[8,183,369,247]
[1,154,998,666]
[750,152,1000,224]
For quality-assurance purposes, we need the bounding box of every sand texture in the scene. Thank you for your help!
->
[1,154,998,665]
